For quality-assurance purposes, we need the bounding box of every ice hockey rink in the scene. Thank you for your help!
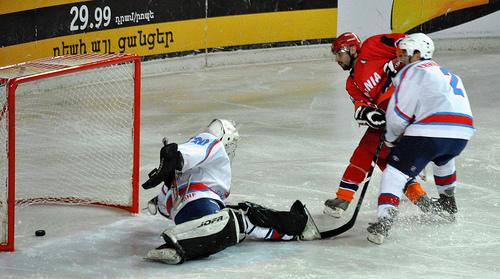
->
[1,43,500,278]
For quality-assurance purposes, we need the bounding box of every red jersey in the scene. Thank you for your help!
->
[346,33,405,111]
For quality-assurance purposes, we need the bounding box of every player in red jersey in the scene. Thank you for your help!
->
[324,32,432,217]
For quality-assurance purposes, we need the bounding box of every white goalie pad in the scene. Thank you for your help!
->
[156,208,244,262]
[167,208,242,243]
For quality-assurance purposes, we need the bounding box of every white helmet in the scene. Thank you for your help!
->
[206,119,239,161]
[397,33,434,59]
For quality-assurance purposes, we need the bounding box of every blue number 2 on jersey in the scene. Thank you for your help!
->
[440,67,464,97]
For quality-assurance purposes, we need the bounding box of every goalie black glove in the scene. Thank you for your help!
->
[142,139,184,190]
[354,106,386,129]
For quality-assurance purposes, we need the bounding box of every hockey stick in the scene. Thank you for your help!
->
[320,135,385,239]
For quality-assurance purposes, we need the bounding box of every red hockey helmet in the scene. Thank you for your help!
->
[331,32,361,54]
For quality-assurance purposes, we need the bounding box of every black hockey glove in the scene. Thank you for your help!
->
[354,106,386,129]
[142,139,184,190]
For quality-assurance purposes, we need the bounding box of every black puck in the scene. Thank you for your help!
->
[35,230,46,237]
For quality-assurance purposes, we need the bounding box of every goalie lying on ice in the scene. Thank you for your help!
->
[142,119,321,264]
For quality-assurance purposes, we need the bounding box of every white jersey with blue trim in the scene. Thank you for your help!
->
[386,59,474,143]
[157,132,231,220]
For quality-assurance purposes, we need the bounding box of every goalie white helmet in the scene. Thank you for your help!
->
[397,33,434,59]
[206,119,239,161]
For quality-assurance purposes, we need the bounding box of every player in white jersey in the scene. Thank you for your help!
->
[142,119,321,264]
[366,33,474,244]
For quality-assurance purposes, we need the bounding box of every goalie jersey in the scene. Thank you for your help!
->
[157,132,231,221]
[386,60,474,143]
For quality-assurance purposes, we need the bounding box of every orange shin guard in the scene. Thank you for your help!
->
[336,188,355,203]
[404,181,427,204]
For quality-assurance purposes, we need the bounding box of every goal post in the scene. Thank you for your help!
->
[0,54,141,251]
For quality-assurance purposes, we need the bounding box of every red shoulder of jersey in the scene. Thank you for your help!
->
[358,33,406,61]
[348,33,405,104]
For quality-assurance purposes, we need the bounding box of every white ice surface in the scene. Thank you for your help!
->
[1,47,500,279]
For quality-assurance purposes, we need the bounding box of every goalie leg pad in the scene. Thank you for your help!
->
[161,208,243,261]
[235,200,308,236]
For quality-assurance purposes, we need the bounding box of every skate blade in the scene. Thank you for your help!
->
[144,248,182,264]
[367,233,384,245]
[323,206,344,218]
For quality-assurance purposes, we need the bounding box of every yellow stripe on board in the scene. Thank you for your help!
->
[0,0,91,15]
[207,9,336,48]
[392,0,489,33]
[0,8,337,67]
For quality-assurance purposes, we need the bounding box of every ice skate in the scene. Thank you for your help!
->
[299,206,321,240]
[430,188,457,222]
[144,243,183,264]
[367,208,397,245]
[323,198,349,218]
[414,195,433,213]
